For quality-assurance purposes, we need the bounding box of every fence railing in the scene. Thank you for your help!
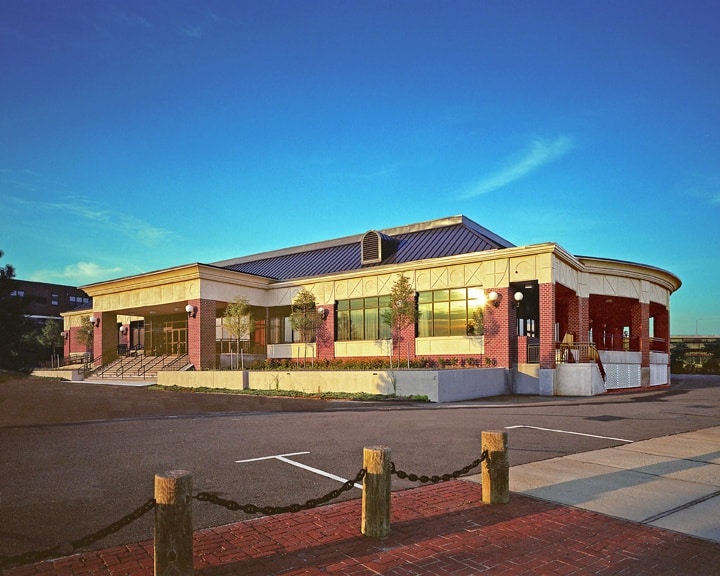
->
[0,431,508,573]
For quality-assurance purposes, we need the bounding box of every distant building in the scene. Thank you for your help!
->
[670,335,720,372]
[64,215,681,396]
[10,279,90,327]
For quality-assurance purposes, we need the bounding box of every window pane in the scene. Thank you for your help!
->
[365,308,379,340]
[350,309,364,340]
[450,300,467,336]
[417,291,432,304]
[450,289,466,301]
[418,302,433,337]
[378,295,391,307]
[337,300,349,311]
[337,310,350,341]
[364,297,378,308]
[434,301,450,336]
[434,290,449,302]
[350,298,364,309]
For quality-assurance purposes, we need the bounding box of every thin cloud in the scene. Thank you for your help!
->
[459,136,574,199]
[3,187,175,246]
[29,261,123,284]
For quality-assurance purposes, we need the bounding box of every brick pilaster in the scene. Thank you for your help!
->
[538,283,556,369]
[316,304,335,361]
[188,299,216,370]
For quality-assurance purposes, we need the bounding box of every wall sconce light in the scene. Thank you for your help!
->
[62,331,69,340]
[487,291,501,308]
[119,326,128,335]
[185,304,197,318]
[317,307,328,320]
[89,315,100,328]
[512,291,524,309]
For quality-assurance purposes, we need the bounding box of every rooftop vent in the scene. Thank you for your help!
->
[361,230,396,265]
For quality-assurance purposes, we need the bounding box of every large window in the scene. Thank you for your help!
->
[418,287,484,337]
[336,296,392,341]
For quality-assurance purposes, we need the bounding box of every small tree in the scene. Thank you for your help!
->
[290,288,322,367]
[223,296,253,369]
[75,315,94,360]
[39,319,64,367]
[470,306,485,336]
[382,274,418,369]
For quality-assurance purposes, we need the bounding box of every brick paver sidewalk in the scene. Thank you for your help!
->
[5,481,720,576]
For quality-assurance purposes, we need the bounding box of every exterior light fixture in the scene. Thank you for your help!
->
[119,326,128,335]
[512,291,524,309]
[317,307,328,320]
[62,331,69,340]
[487,291,501,308]
[185,304,197,318]
[89,315,100,328]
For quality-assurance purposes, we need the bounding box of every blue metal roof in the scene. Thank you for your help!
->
[219,216,513,281]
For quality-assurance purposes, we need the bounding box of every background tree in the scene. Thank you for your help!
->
[38,319,64,367]
[382,274,419,368]
[290,288,321,367]
[223,296,254,369]
[0,250,38,370]
[74,316,94,360]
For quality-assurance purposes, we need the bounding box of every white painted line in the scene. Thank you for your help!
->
[505,425,634,443]
[236,451,362,490]
[276,456,363,490]
[236,451,310,463]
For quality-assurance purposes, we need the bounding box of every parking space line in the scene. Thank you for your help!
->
[236,451,310,463]
[505,425,633,443]
[236,452,362,489]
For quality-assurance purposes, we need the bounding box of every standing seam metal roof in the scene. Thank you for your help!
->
[221,217,513,281]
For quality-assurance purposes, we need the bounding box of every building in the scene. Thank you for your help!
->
[10,279,90,327]
[62,215,681,396]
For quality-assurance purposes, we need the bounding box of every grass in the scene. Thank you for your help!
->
[148,384,429,402]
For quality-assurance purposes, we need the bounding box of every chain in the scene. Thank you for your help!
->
[195,468,366,515]
[391,449,488,483]
[0,498,156,570]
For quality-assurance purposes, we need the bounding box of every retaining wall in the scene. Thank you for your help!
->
[158,368,509,402]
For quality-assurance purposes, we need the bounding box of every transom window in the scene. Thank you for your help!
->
[418,287,485,337]
[336,296,392,341]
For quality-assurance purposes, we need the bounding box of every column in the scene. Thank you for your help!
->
[484,288,511,368]
[316,304,335,361]
[92,311,118,365]
[187,299,216,370]
[538,283,556,369]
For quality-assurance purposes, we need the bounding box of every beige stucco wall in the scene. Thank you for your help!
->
[158,367,509,402]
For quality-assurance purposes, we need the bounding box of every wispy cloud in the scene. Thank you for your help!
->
[683,174,720,207]
[29,262,123,284]
[459,136,574,199]
[2,186,175,247]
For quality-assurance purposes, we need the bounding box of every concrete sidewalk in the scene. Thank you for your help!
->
[493,426,720,543]
[5,428,720,575]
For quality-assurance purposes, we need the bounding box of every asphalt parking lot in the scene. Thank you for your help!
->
[1,373,719,561]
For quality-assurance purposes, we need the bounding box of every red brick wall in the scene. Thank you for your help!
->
[484,288,511,368]
[188,299,216,370]
[316,304,335,360]
[539,283,556,369]
[631,301,650,368]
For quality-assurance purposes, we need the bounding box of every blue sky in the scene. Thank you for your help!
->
[1,0,718,335]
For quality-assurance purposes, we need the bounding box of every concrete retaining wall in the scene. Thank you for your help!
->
[159,368,509,402]
[31,369,84,381]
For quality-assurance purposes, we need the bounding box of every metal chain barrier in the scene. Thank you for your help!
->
[0,497,156,570]
[2,450,491,569]
[195,468,366,515]
[390,449,488,483]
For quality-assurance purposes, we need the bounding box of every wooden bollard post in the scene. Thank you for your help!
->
[481,431,509,504]
[362,446,391,538]
[155,470,194,576]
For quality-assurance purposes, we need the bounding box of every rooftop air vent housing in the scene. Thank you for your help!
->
[361,230,396,265]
